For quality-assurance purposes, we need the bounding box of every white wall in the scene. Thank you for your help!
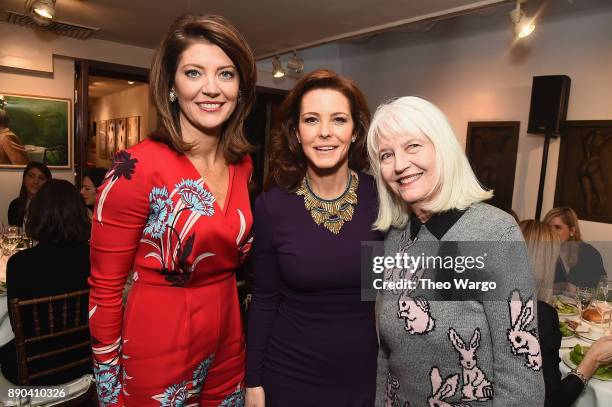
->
[338,5,612,248]
[334,4,612,273]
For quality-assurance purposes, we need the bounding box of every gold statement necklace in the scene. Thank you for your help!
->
[296,171,359,234]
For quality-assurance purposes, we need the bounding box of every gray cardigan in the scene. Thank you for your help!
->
[376,202,545,407]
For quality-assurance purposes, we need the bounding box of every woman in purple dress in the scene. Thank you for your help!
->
[245,69,381,406]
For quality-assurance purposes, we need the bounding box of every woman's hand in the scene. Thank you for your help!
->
[577,335,612,380]
[245,386,265,407]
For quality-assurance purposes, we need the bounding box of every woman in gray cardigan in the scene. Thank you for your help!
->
[367,97,545,406]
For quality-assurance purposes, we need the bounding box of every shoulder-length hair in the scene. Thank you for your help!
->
[519,220,561,303]
[26,179,91,243]
[367,96,492,231]
[14,162,52,224]
[149,13,256,163]
[543,207,582,241]
[266,69,370,191]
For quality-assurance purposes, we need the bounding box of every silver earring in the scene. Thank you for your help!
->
[297,136,301,144]
[169,88,177,103]
[351,136,356,143]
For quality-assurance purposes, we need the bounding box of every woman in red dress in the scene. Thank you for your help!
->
[88,14,256,406]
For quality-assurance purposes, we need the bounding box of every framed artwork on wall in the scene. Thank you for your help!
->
[107,119,116,160]
[466,121,520,212]
[116,118,127,152]
[0,93,72,168]
[126,116,140,148]
[554,120,612,223]
[98,120,108,159]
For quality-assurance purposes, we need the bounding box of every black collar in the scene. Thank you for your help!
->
[409,208,467,240]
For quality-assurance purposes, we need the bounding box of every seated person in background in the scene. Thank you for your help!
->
[80,167,107,218]
[0,108,29,165]
[7,162,51,227]
[544,207,606,291]
[1,179,91,385]
[520,220,612,407]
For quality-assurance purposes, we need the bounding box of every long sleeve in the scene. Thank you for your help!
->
[245,194,282,388]
[7,198,21,227]
[88,150,147,406]
[0,130,29,165]
[538,302,584,407]
[482,225,545,406]
[374,292,390,406]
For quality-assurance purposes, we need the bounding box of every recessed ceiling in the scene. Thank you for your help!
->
[1,0,512,59]
[89,76,146,99]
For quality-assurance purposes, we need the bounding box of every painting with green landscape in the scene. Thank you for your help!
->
[0,93,71,168]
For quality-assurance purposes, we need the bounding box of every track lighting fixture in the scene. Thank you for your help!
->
[509,0,535,39]
[286,51,304,74]
[272,56,286,78]
[26,0,56,26]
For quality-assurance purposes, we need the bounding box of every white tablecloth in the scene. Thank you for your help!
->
[559,315,612,407]
[0,292,14,347]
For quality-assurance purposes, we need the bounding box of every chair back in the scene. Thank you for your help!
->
[9,289,91,386]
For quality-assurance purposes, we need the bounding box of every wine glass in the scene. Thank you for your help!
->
[1,226,21,256]
[575,286,594,318]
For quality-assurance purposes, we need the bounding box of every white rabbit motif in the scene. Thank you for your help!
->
[428,367,471,407]
[396,267,435,334]
[507,289,542,371]
[448,327,493,402]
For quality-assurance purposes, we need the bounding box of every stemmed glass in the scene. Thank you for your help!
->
[575,286,594,319]
[1,226,22,256]
[595,280,612,334]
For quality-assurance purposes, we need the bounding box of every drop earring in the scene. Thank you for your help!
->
[169,88,177,102]
[351,136,356,143]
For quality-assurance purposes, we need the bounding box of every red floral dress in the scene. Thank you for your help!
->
[89,139,253,406]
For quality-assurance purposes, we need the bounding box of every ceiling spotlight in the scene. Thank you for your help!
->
[286,51,304,74]
[510,0,535,39]
[26,0,56,26]
[272,56,286,79]
[127,81,135,85]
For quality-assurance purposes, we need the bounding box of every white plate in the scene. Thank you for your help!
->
[561,349,612,381]
[553,296,579,316]
[576,327,606,342]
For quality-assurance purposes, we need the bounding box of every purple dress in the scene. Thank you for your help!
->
[246,173,381,406]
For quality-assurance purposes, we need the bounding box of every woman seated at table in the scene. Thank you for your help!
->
[79,167,107,218]
[7,162,51,228]
[544,207,606,291]
[520,219,612,407]
[0,179,91,385]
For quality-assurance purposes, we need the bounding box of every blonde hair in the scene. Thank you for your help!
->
[543,207,582,241]
[519,220,561,303]
[367,97,493,231]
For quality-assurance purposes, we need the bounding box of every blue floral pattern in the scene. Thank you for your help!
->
[219,385,245,407]
[152,381,189,406]
[175,179,215,216]
[192,354,215,393]
[93,363,121,407]
[144,187,174,238]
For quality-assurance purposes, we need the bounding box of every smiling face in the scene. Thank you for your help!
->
[298,88,354,173]
[377,129,438,212]
[80,176,97,206]
[24,167,48,198]
[173,42,240,137]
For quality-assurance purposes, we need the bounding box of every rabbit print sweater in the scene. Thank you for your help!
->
[376,203,545,407]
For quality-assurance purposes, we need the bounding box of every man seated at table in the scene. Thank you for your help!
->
[0,179,91,385]
[520,220,612,407]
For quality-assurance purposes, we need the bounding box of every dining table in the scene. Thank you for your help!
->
[558,312,612,407]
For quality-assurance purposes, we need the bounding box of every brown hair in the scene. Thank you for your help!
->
[543,206,582,241]
[266,69,370,191]
[26,179,90,243]
[149,14,256,163]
